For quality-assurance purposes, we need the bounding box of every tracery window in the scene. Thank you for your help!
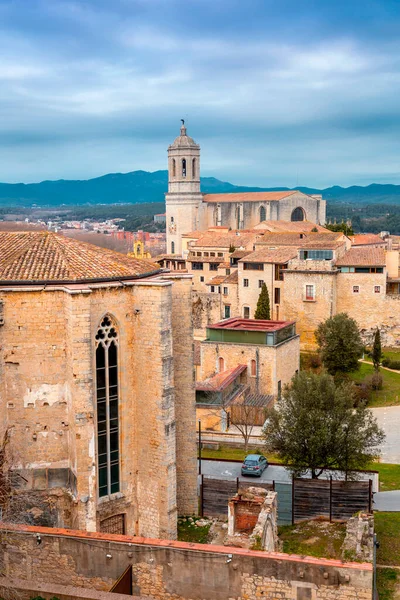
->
[95,315,120,498]
[260,206,266,222]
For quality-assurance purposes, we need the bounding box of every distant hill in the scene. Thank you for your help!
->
[0,170,400,206]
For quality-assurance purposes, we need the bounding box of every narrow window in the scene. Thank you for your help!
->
[251,359,257,377]
[211,285,215,293]
[243,306,250,319]
[305,285,315,300]
[278,380,282,401]
[171,216,174,223]
[223,287,228,295]
[353,286,360,294]
[374,286,381,294]
[95,315,120,498]
[171,241,175,254]
[274,288,281,304]
[243,279,249,288]
[182,158,187,177]
[258,280,264,288]
[224,305,231,318]
[200,276,204,282]
[260,206,266,222]
[172,159,176,177]
[192,158,196,178]
[237,206,241,229]
[218,357,225,372]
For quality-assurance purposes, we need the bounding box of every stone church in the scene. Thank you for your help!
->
[166,123,326,255]
[0,231,197,539]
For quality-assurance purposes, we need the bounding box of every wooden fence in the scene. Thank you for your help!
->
[200,475,274,517]
[293,478,372,523]
[200,475,372,522]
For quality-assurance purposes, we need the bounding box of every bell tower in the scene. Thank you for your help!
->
[165,121,203,256]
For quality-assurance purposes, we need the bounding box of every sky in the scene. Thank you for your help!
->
[0,0,400,188]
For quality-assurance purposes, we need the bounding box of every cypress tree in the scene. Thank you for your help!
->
[254,283,271,320]
[372,328,382,371]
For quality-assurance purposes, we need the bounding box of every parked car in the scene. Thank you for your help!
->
[241,454,268,477]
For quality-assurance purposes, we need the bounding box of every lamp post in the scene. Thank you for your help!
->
[198,419,202,475]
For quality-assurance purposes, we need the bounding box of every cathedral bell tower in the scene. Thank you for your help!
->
[165,121,203,256]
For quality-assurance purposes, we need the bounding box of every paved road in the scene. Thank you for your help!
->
[371,406,400,464]
[374,491,400,511]
[200,460,379,492]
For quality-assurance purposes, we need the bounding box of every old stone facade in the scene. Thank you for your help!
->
[0,232,197,540]
[166,123,326,256]
[0,523,373,600]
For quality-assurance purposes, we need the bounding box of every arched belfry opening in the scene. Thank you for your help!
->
[291,207,305,221]
[192,158,196,178]
[182,158,187,178]
[172,159,176,177]
[95,314,120,498]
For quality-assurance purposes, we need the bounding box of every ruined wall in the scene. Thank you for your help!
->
[0,523,373,600]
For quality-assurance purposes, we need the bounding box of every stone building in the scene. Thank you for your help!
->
[196,318,300,431]
[0,231,197,539]
[165,123,326,255]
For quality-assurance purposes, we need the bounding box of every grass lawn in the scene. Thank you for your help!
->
[375,512,400,566]
[370,463,400,492]
[349,362,400,407]
[177,516,211,544]
[199,445,283,463]
[278,520,346,560]
[377,568,398,600]
[383,348,400,363]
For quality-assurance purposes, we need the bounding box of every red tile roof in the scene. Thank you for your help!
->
[196,365,247,392]
[254,220,329,233]
[203,191,298,203]
[350,234,385,246]
[240,246,297,264]
[0,231,160,284]
[208,317,295,332]
[335,247,386,267]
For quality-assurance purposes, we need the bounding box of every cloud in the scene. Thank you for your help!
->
[0,0,399,187]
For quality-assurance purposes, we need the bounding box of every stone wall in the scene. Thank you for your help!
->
[0,523,373,600]
[200,335,300,396]
[0,275,197,540]
[192,291,221,338]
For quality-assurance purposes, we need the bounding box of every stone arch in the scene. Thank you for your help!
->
[259,205,266,222]
[192,157,196,178]
[291,207,306,221]
[182,158,187,178]
[171,158,176,177]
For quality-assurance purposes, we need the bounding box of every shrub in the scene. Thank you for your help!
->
[370,372,383,391]
[386,360,400,370]
[309,354,322,369]
[353,381,372,406]
[382,357,390,367]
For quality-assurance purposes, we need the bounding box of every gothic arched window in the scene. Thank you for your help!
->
[291,207,305,222]
[182,158,187,178]
[171,241,175,254]
[192,158,196,178]
[172,159,176,177]
[251,359,257,377]
[95,315,120,498]
[218,357,225,372]
[237,206,241,230]
[260,206,266,222]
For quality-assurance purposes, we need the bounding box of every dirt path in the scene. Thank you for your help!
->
[359,359,400,374]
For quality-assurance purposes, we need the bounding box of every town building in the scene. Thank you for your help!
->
[196,318,300,431]
[0,231,197,540]
[165,123,326,256]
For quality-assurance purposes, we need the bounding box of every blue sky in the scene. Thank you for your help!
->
[0,0,400,187]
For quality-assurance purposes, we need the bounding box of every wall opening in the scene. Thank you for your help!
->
[291,207,305,221]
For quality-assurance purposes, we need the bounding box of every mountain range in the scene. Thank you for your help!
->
[1,170,400,207]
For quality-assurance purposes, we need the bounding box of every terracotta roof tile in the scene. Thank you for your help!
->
[0,232,160,283]
[254,220,329,233]
[203,191,298,203]
[335,247,386,267]
[350,234,386,246]
[240,246,297,264]
[196,365,247,392]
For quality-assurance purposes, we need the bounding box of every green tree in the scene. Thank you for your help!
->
[254,283,271,320]
[325,222,354,236]
[372,328,382,371]
[229,244,236,253]
[315,313,363,375]
[263,371,384,478]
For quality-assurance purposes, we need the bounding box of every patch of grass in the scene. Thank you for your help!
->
[278,520,346,560]
[369,463,400,492]
[177,516,211,544]
[376,568,398,600]
[199,445,283,463]
[349,362,400,407]
[382,348,400,363]
[375,513,400,566]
